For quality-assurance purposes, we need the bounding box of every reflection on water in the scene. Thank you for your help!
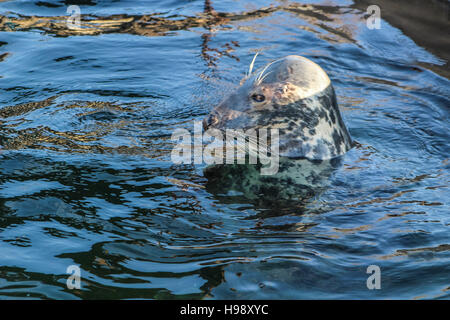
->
[0,0,449,299]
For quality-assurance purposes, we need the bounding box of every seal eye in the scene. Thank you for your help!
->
[251,94,265,103]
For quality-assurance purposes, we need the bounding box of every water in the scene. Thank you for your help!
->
[0,0,449,299]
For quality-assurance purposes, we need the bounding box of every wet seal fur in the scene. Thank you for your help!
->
[203,55,353,205]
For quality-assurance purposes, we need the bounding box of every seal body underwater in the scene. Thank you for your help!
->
[202,55,353,205]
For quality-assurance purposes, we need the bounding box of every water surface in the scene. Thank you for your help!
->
[0,0,449,299]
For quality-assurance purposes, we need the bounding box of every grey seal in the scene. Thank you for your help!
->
[202,55,353,205]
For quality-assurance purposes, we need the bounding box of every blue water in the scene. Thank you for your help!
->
[0,0,449,299]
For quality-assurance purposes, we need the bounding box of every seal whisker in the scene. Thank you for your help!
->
[255,60,275,85]
[235,142,251,157]
[247,51,259,78]
[234,131,280,157]
[257,71,272,85]
[233,132,256,155]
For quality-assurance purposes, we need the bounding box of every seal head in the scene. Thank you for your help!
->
[203,55,352,160]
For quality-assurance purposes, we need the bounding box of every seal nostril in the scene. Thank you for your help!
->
[204,114,218,130]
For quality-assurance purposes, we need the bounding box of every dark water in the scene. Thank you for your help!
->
[0,0,449,299]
